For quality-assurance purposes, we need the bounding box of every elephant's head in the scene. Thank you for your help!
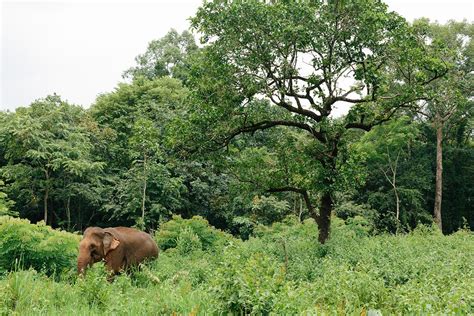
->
[77,227,120,275]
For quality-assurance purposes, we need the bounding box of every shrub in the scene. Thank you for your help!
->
[231,216,256,240]
[176,227,203,255]
[211,248,286,315]
[0,216,80,276]
[250,216,327,282]
[76,264,111,309]
[155,215,232,252]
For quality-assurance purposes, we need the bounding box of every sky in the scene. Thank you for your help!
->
[1,0,473,112]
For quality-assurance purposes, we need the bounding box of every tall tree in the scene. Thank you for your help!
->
[129,118,161,228]
[411,20,473,231]
[189,0,446,243]
[91,78,189,229]
[123,29,198,81]
[353,116,432,232]
[0,95,104,226]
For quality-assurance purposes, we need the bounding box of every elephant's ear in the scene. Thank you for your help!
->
[103,232,120,255]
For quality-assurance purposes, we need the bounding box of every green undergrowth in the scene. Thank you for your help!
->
[0,216,80,277]
[0,215,473,314]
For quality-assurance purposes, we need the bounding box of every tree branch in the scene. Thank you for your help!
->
[225,120,326,144]
[265,66,323,122]
[345,97,426,131]
[267,187,316,217]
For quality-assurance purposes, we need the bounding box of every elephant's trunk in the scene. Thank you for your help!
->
[77,247,91,275]
[77,258,89,275]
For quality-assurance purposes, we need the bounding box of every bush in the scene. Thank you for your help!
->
[250,216,327,281]
[155,215,232,252]
[211,248,286,314]
[175,227,203,255]
[231,216,256,240]
[0,216,80,276]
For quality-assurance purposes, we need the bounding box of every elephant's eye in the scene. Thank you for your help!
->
[89,246,98,254]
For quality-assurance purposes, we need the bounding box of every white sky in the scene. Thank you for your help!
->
[1,0,473,112]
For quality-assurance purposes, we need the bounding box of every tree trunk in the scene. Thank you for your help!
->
[44,188,49,224]
[298,195,303,223]
[392,165,399,224]
[141,154,147,225]
[43,169,50,224]
[394,188,400,233]
[434,123,443,231]
[267,183,333,243]
[314,155,336,244]
[380,150,401,233]
[66,196,71,231]
[317,192,332,244]
[392,165,400,233]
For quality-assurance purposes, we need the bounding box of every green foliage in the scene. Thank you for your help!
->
[175,227,203,255]
[251,195,290,225]
[186,0,450,243]
[91,77,188,169]
[123,29,198,81]
[211,250,286,314]
[351,117,434,232]
[1,218,472,314]
[410,20,474,233]
[77,264,111,309]
[231,216,256,240]
[442,145,474,231]
[155,215,231,252]
[91,77,190,229]
[0,5,473,315]
[0,181,16,217]
[0,216,80,276]
[335,199,377,224]
[0,95,105,228]
[251,216,327,282]
[0,265,215,315]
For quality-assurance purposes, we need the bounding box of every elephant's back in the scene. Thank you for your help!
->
[113,227,159,259]
[112,226,146,235]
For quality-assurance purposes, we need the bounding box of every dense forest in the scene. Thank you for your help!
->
[0,0,473,314]
[1,6,472,240]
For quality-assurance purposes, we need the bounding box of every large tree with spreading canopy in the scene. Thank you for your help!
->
[189,0,447,243]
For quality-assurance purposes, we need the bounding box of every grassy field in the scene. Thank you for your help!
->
[0,215,473,315]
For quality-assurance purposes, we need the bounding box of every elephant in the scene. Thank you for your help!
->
[77,226,159,276]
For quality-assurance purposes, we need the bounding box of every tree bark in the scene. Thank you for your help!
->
[141,153,147,225]
[315,154,337,244]
[394,188,400,231]
[380,150,401,232]
[316,192,332,244]
[43,169,50,224]
[44,188,49,224]
[298,195,303,223]
[267,186,331,242]
[66,196,71,231]
[434,123,443,231]
[392,161,400,223]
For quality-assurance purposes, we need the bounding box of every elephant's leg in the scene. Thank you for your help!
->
[105,263,121,282]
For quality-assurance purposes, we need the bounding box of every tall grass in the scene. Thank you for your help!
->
[0,215,473,314]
